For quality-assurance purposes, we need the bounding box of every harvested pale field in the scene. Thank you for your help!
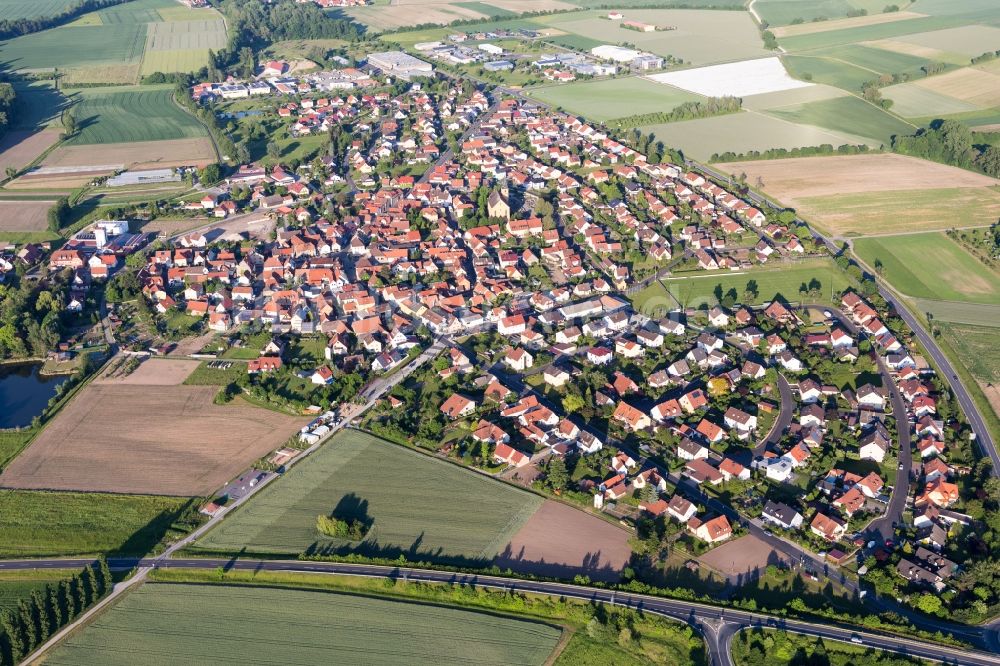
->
[798,187,1000,235]
[863,38,968,65]
[895,24,1000,58]
[882,82,981,118]
[346,4,487,31]
[0,383,305,496]
[714,154,1000,203]
[94,357,200,385]
[136,217,207,236]
[0,129,60,173]
[6,166,117,190]
[772,11,926,39]
[168,331,218,357]
[494,500,631,582]
[698,534,792,578]
[911,67,1000,108]
[43,137,216,170]
[981,383,1000,421]
[0,200,53,232]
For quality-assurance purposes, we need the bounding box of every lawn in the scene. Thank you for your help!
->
[44,583,563,666]
[634,258,853,313]
[182,360,246,386]
[63,86,207,145]
[193,429,544,562]
[853,232,1000,303]
[0,490,192,558]
[526,77,705,122]
[765,96,915,145]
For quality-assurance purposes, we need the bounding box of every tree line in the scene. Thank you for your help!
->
[0,558,112,665]
[0,82,14,141]
[0,0,131,40]
[608,96,741,130]
[892,119,1000,178]
[710,143,873,162]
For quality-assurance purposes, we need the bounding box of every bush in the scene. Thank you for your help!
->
[316,514,367,540]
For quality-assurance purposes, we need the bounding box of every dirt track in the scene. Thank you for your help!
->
[494,500,631,582]
[0,383,304,496]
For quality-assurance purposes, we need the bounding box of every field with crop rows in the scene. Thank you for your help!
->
[0,490,191,558]
[0,382,305,496]
[63,87,207,145]
[527,77,704,122]
[937,323,1000,385]
[646,112,862,161]
[765,96,915,145]
[853,233,1000,304]
[0,0,73,20]
[194,429,544,561]
[45,583,562,666]
[0,569,78,611]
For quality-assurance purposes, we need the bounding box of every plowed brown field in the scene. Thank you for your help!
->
[0,383,304,496]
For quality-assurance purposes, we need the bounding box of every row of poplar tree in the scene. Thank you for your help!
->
[0,558,112,665]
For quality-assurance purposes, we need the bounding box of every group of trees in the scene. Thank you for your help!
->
[0,269,71,360]
[711,143,871,163]
[46,197,70,233]
[316,514,367,540]
[0,82,14,141]
[0,0,128,40]
[610,97,741,130]
[892,119,1000,178]
[0,558,112,664]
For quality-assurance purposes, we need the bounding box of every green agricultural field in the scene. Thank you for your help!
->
[194,430,544,561]
[882,82,981,118]
[0,23,146,70]
[634,258,852,314]
[63,86,207,145]
[144,18,227,51]
[893,24,1000,58]
[645,111,865,161]
[776,13,987,52]
[0,569,77,612]
[44,583,562,666]
[755,0,856,27]
[527,77,705,122]
[0,490,192,558]
[782,54,880,91]
[916,300,1000,328]
[810,43,936,80]
[140,49,212,75]
[533,9,770,65]
[853,232,1000,304]
[766,96,915,145]
[0,0,73,21]
[456,2,516,18]
[936,323,1000,384]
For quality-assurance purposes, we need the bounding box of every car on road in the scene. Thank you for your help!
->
[851,636,864,645]
[763,529,773,537]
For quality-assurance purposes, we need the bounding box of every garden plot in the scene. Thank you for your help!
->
[647,57,813,98]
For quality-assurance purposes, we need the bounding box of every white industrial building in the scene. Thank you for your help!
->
[590,44,641,63]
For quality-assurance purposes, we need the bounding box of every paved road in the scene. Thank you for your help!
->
[3,558,997,666]
[694,161,998,478]
[754,371,792,457]
[821,306,913,543]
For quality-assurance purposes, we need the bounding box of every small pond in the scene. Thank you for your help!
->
[0,363,70,429]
